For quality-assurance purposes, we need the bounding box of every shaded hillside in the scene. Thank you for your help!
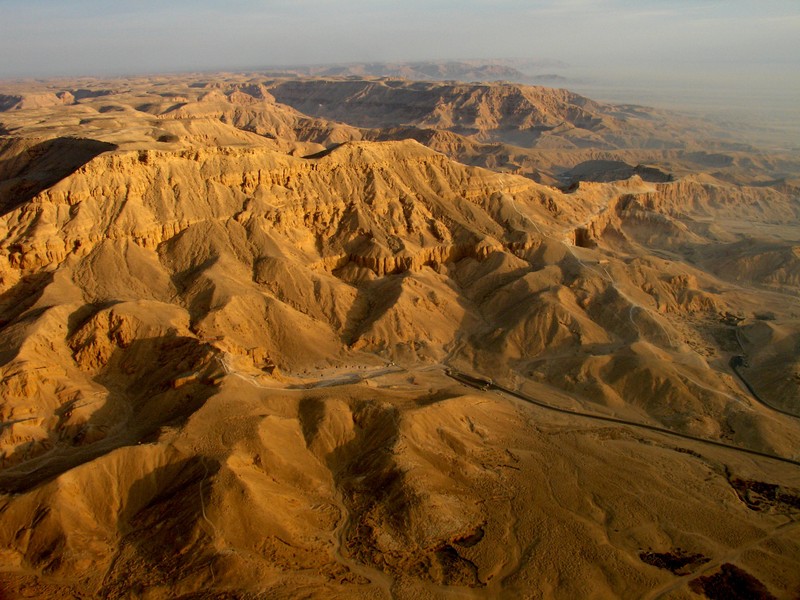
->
[0,74,799,600]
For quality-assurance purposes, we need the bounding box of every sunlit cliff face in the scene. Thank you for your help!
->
[0,73,799,599]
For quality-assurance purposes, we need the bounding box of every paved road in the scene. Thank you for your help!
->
[444,368,800,468]
[730,353,800,420]
[216,348,800,468]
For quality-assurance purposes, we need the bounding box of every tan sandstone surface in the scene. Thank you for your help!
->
[0,74,799,599]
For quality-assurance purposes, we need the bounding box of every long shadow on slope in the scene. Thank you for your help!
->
[0,271,53,332]
[560,160,672,188]
[303,143,344,159]
[99,456,221,596]
[305,395,482,586]
[66,300,124,337]
[165,256,220,326]
[0,137,116,215]
[322,400,409,557]
[0,306,53,370]
[340,272,406,346]
[0,335,220,494]
[0,270,59,369]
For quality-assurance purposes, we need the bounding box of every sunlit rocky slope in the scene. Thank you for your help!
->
[0,74,799,599]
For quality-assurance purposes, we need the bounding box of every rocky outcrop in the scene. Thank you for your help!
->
[0,140,562,277]
[628,177,800,221]
[267,79,610,143]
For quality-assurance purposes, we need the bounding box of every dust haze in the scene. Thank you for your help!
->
[2,1,798,146]
[1,2,799,599]
[1,69,799,598]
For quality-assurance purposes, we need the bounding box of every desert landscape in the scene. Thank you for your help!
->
[0,68,798,599]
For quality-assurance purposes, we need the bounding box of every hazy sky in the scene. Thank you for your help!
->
[0,0,798,78]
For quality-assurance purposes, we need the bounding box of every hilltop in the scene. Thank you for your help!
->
[0,73,799,599]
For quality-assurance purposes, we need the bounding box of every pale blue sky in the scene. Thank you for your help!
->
[0,0,798,78]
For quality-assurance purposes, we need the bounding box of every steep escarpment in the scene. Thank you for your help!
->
[2,135,796,441]
[0,137,571,389]
[1,74,800,600]
[0,140,568,277]
[0,136,118,215]
[152,83,364,149]
[268,79,605,134]
[265,78,750,153]
[261,77,800,187]
[624,176,800,222]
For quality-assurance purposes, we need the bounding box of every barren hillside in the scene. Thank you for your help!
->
[0,74,799,599]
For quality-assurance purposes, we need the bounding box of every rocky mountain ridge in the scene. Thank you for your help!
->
[0,73,799,599]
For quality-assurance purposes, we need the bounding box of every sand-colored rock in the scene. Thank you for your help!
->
[0,73,799,599]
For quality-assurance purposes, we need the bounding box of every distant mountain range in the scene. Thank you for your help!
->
[263,58,572,84]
